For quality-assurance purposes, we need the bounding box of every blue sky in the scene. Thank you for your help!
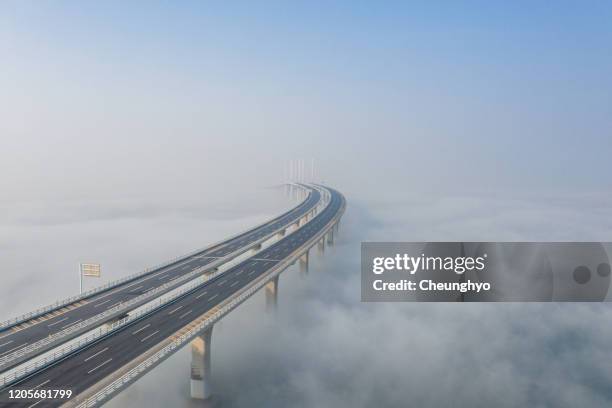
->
[1,1,611,198]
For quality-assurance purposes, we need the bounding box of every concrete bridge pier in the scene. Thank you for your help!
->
[317,238,325,254]
[299,250,309,275]
[326,229,334,246]
[265,275,279,311]
[190,326,213,400]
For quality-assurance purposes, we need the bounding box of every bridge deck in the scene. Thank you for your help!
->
[0,186,343,408]
[0,188,320,373]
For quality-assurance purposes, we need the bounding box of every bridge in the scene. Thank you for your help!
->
[0,184,345,407]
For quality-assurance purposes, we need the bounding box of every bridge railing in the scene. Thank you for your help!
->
[0,186,326,385]
[73,187,344,408]
[0,186,311,333]
[0,265,229,387]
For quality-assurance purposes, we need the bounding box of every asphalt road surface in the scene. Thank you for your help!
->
[0,187,343,408]
[0,188,320,372]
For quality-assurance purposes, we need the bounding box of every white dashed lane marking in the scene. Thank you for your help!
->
[0,340,14,348]
[93,299,112,308]
[132,324,151,335]
[47,317,69,327]
[87,358,112,374]
[60,319,82,330]
[168,306,183,315]
[179,310,193,319]
[141,330,159,342]
[84,347,109,362]
[32,379,50,389]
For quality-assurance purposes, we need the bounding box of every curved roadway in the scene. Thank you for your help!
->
[0,186,343,407]
[0,188,320,372]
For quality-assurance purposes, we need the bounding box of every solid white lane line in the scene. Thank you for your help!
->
[93,299,112,308]
[60,319,82,330]
[108,301,122,309]
[141,330,159,342]
[132,324,151,335]
[0,340,14,348]
[130,285,143,291]
[0,343,27,357]
[32,379,50,389]
[195,291,208,299]
[87,358,112,374]
[230,281,239,288]
[209,294,219,301]
[84,347,109,362]
[158,274,170,280]
[47,316,69,327]
[179,310,193,319]
[168,305,183,315]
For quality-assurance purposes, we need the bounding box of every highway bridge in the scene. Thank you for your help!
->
[0,185,320,373]
[0,184,345,407]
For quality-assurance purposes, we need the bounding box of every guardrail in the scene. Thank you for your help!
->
[0,263,220,381]
[0,266,228,387]
[0,185,326,385]
[72,186,344,408]
[0,186,312,333]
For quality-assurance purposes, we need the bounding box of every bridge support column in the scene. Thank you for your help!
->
[299,250,309,275]
[326,229,334,245]
[317,238,325,254]
[265,276,279,311]
[190,326,213,400]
